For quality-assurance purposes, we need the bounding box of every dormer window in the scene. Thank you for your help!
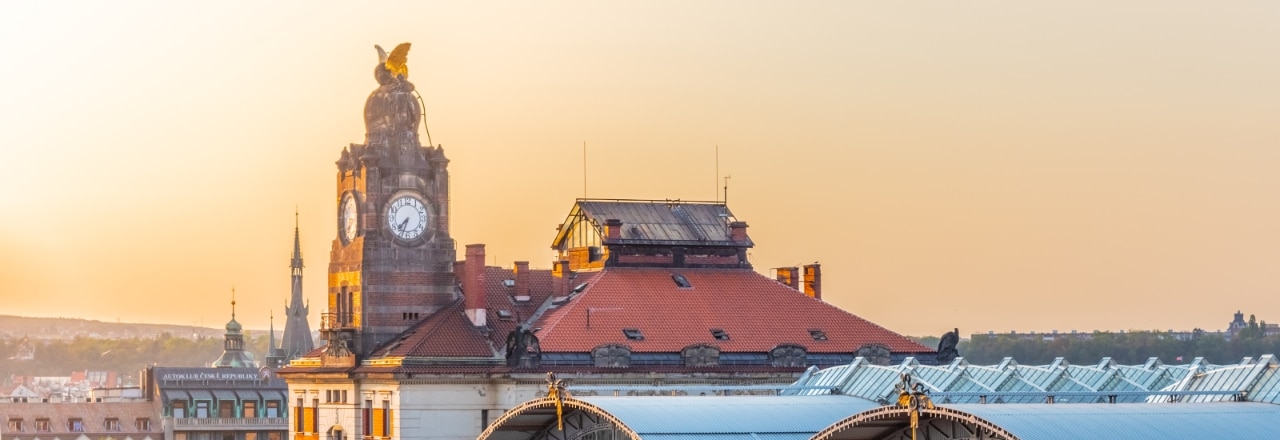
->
[104,418,121,431]
[622,328,645,341]
[35,418,50,432]
[809,329,828,341]
[68,418,84,432]
[8,418,23,432]
[710,329,730,340]
[671,273,692,288]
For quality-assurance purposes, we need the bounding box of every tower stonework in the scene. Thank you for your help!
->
[323,44,457,361]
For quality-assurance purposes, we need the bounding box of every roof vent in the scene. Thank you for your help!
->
[671,273,692,288]
[710,329,730,340]
[623,328,645,341]
[809,329,828,341]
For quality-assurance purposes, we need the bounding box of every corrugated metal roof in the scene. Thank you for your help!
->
[581,396,878,436]
[951,403,1280,439]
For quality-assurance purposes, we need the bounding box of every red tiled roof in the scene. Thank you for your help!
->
[292,264,929,368]
[534,268,932,353]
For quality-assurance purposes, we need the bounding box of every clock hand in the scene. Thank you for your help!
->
[397,216,410,232]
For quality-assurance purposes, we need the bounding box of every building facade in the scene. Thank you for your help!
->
[277,44,933,440]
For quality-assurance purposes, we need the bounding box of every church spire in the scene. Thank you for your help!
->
[291,208,304,271]
[281,211,315,361]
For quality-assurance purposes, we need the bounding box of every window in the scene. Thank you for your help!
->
[35,418,50,432]
[671,273,692,288]
[268,433,282,440]
[175,433,188,440]
[104,418,121,431]
[325,390,332,403]
[497,310,514,320]
[243,400,257,418]
[218,400,234,418]
[195,401,210,418]
[809,329,828,341]
[381,400,391,436]
[623,328,644,341]
[135,418,151,431]
[265,400,280,418]
[362,400,372,436]
[245,433,257,440]
[312,398,319,433]
[173,400,187,418]
[7,418,23,432]
[295,398,304,432]
[68,418,84,432]
[710,328,730,340]
[341,390,348,403]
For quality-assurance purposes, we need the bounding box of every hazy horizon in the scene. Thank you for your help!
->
[2,1,1277,337]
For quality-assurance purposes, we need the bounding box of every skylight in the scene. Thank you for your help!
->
[671,273,692,288]
[711,329,730,340]
[623,328,645,341]
[572,283,589,294]
[809,329,828,341]
[496,310,514,320]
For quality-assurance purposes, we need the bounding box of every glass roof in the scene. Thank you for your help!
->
[786,354,1280,405]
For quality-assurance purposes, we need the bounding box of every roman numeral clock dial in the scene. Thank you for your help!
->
[387,195,429,241]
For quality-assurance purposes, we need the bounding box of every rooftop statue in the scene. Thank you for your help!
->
[365,42,421,148]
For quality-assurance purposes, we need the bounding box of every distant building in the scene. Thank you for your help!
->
[0,401,160,440]
[141,367,288,440]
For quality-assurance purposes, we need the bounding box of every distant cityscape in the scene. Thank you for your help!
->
[975,310,1280,342]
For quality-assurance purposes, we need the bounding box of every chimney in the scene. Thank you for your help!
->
[729,221,749,243]
[513,261,531,302]
[803,263,821,300]
[775,267,800,291]
[604,219,623,241]
[464,244,487,327]
[552,259,571,297]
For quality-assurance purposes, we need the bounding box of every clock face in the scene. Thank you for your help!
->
[387,195,429,240]
[340,194,359,242]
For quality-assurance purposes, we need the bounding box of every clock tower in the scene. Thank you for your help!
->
[322,43,456,362]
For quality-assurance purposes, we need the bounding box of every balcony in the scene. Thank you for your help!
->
[166,417,288,431]
[320,312,355,330]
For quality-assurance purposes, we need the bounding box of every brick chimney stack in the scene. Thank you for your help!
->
[464,244,487,327]
[802,263,822,300]
[513,261,531,302]
[775,267,800,291]
[729,221,749,243]
[604,219,623,241]
[552,259,571,297]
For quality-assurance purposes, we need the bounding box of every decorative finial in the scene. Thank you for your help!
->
[231,287,237,319]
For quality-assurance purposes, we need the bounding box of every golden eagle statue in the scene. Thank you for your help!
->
[374,43,412,79]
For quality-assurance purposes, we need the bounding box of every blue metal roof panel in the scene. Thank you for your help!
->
[949,402,1280,440]
[580,396,878,435]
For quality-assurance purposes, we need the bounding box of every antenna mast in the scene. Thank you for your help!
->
[715,145,719,202]
[583,141,588,198]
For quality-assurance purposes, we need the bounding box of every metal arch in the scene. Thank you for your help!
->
[811,406,1020,440]
[478,397,644,440]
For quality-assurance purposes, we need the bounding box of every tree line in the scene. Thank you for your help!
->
[0,333,273,384]
[956,326,1279,365]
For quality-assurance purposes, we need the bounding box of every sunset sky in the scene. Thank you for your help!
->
[1,1,1277,337]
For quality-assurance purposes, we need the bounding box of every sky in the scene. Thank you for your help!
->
[1,1,1277,337]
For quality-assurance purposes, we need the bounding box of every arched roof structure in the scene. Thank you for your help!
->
[813,402,1280,440]
[480,395,880,440]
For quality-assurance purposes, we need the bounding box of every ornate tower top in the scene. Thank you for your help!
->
[214,288,257,368]
[364,42,422,149]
